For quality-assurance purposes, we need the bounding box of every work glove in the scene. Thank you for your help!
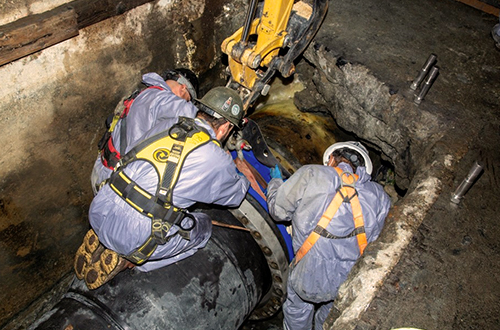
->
[269,164,282,180]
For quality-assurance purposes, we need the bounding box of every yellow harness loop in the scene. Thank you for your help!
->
[108,117,217,265]
[294,166,367,265]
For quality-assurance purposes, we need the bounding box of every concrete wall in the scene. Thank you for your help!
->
[0,0,245,325]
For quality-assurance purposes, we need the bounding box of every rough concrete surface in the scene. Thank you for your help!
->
[302,0,500,329]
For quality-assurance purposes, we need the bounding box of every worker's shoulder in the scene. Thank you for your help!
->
[358,180,391,207]
[189,138,232,164]
[297,164,328,173]
[297,164,340,178]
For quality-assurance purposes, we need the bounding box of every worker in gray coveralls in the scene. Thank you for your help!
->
[75,79,250,290]
[90,69,200,194]
[266,141,391,330]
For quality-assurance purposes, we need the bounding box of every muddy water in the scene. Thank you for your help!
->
[249,77,340,173]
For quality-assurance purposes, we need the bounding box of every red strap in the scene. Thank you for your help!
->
[121,86,164,118]
[101,86,166,169]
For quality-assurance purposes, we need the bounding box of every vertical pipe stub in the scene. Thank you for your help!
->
[451,161,484,204]
[414,66,439,105]
[410,53,437,91]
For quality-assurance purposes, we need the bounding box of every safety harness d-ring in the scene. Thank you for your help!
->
[338,169,357,189]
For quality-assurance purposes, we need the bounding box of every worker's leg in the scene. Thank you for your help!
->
[283,280,315,330]
[136,212,212,272]
[314,301,334,330]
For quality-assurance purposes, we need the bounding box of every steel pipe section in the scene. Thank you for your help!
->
[30,197,289,330]
[29,129,293,329]
[28,109,339,329]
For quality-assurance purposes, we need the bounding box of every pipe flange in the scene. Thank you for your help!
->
[230,196,289,320]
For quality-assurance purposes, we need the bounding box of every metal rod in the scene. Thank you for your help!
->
[451,162,484,204]
[410,53,437,91]
[241,0,259,45]
[414,66,439,105]
[212,220,251,232]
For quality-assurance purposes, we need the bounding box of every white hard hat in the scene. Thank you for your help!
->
[323,141,373,175]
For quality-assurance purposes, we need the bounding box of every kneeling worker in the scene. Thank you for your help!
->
[76,86,250,289]
[266,141,391,330]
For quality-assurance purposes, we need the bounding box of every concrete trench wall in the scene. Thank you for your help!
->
[0,0,246,326]
[296,43,472,329]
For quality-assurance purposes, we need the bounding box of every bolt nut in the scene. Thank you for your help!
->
[252,231,262,239]
[262,246,272,256]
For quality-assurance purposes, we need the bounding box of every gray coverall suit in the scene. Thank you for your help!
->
[91,72,198,192]
[89,73,250,272]
[266,162,391,330]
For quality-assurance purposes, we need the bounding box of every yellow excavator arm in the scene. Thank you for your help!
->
[222,0,328,111]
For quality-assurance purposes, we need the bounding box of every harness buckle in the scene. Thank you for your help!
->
[336,169,359,202]
[337,187,358,203]
[338,170,357,189]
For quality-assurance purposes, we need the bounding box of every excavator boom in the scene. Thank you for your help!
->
[222,0,328,111]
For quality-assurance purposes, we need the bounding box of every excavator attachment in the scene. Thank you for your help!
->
[221,0,328,111]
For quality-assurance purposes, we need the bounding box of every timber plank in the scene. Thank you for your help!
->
[71,0,156,29]
[0,6,78,66]
[0,0,156,66]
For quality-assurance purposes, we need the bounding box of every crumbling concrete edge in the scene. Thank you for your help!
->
[324,172,442,329]
[299,42,468,329]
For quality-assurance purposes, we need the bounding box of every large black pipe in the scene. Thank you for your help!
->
[29,198,288,330]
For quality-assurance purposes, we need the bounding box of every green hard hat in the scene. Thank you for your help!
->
[196,87,244,127]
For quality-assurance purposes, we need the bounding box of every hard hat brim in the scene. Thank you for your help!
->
[323,142,373,175]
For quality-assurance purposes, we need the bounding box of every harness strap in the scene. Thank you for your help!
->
[108,117,214,265]
[313,225,365,239]
[294,167,367,265]
[349,187,368,254]
[99,86,164,170]
[109,171,186,223]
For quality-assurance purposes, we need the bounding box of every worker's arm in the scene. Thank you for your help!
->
[266,165,312,223]
[173,142,250,208]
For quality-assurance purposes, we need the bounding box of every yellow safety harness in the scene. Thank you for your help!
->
[294,167,368,265]
[108,116,219,265]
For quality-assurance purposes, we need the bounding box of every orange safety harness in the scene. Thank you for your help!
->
[294,167,368,265]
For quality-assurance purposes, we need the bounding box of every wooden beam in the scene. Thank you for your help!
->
[0,0,157,67]
[454,0,500,16]
[71,0,157,29]
[0,6,78,67]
